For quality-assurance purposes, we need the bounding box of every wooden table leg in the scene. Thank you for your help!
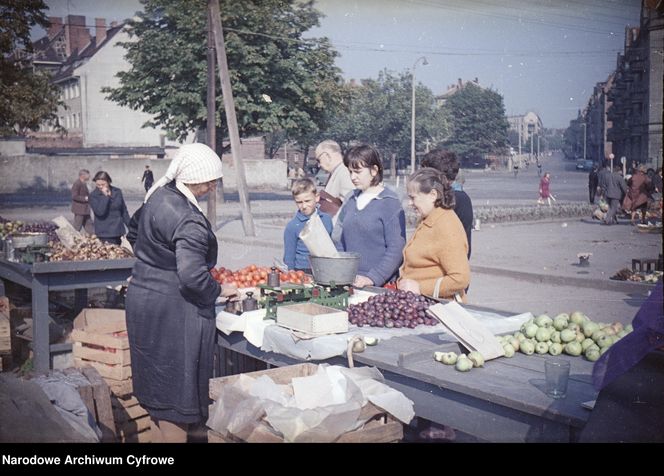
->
[32,276,50,372]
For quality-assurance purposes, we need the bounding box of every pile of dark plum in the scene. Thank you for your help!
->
[348,290,439,328]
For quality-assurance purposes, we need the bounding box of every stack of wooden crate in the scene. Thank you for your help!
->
[70,308,150,442]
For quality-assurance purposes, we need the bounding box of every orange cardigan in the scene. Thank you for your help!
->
[398,207,470,300]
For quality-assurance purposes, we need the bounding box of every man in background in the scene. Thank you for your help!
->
[141,165,154,193]
[314,140,354,223]
[71,169,93,234]
[588,165,599,204]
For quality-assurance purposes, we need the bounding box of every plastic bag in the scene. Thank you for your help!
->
[299,211,338,258]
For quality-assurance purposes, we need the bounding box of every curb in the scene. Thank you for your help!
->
[471,265,656,294]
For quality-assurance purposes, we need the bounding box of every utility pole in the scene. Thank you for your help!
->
[209,0,255,236]
[518,118,522,155]
[206,7,217,227]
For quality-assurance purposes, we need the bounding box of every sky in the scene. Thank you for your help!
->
[36,0,643,129]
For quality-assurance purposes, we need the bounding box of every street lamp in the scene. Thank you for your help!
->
[410,56,428,174]
[581,122,587,161]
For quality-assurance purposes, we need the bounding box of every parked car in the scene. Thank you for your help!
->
[583,159,594,171]
[576,159,586,170]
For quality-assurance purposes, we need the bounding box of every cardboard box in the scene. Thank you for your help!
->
[276,302,348,336]
[208,363,403,443]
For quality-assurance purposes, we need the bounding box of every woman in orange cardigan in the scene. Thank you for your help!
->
[398,168,470,301]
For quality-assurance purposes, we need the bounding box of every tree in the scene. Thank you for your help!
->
[441,83,509,162]
[0,0,62,136]
[326,70,447,167]
[104,0,344,147]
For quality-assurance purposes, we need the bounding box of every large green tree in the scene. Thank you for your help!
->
[0,0,62,136]
[327,70,448,166]
[104,0,344,147]
[441,83,509,161]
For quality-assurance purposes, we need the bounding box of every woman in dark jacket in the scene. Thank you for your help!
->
[89,171,130,245]
[125,143,237,443]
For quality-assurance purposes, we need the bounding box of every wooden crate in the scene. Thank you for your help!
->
[276,302,348,336]
[70,309,131,381]
[208,363,403,443]
[111,393,151,443]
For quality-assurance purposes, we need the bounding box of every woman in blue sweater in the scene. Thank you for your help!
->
[89,171,130,245]
[336,145,406,287]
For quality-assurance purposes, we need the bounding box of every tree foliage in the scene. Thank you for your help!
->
[326,70,447,166]
[104,0,344,145]
[0,0,62,136]
[440,83,509,160]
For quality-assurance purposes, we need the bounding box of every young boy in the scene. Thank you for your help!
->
[283,178,333,273]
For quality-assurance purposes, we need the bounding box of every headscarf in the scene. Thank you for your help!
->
[144,143,223,212]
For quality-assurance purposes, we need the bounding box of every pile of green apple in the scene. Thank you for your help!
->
[497,311,632,362]
[433,350,485,372]
[431,311,632,371]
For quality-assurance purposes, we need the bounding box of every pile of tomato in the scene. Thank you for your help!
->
[210,265,312,288]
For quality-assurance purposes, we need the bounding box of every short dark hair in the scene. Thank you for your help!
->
[343,145,383,186]
[420,149,460,181]
[93,171,112,183]
[407,167,455,210]
[291,178,317,196]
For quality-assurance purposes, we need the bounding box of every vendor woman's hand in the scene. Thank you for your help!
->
[353,275,374,288]
[398,279,421,295]
[220,284,239,299]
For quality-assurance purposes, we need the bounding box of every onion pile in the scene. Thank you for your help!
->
[348,290,438,328]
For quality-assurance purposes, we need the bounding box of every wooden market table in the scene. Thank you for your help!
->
[0,258,135,371]
[215,324,599,443]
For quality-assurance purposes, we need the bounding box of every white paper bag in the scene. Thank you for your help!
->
[299,212,338,258]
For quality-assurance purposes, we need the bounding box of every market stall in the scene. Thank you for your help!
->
[0,258,135,371]
[211,261,606,442]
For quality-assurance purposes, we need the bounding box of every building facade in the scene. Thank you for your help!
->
[26,15,178,149]
[605,3,663,169]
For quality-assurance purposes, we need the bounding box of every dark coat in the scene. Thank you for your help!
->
[89,186,130,239]
[605,172,628,200]
[125,182,221,423]
[454,190,473,259]
[71,179,90,215]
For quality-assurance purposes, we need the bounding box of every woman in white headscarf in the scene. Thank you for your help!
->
[125,143,237,442]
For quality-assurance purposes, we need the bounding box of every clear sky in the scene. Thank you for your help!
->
[37,0,642,128]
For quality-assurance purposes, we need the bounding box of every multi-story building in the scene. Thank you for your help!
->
[582,74,614,164]
[605,2,663,169]
[25,15,178,149]
[507,112,543,154]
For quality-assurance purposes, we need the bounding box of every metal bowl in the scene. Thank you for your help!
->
[11,232,49,248]
[309,252,361,285]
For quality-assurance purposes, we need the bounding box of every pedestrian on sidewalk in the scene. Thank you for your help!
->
[283,178,333,273]
[603,166,628,225]
[537,172,553,206]
[89,171,130,245]
[70,169,94,234]
[141,165,154,193]
[589,165,599,204]
[622,164,652,225]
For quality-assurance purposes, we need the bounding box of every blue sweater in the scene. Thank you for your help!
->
[283,209,333,271]
[337,187,406,286]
